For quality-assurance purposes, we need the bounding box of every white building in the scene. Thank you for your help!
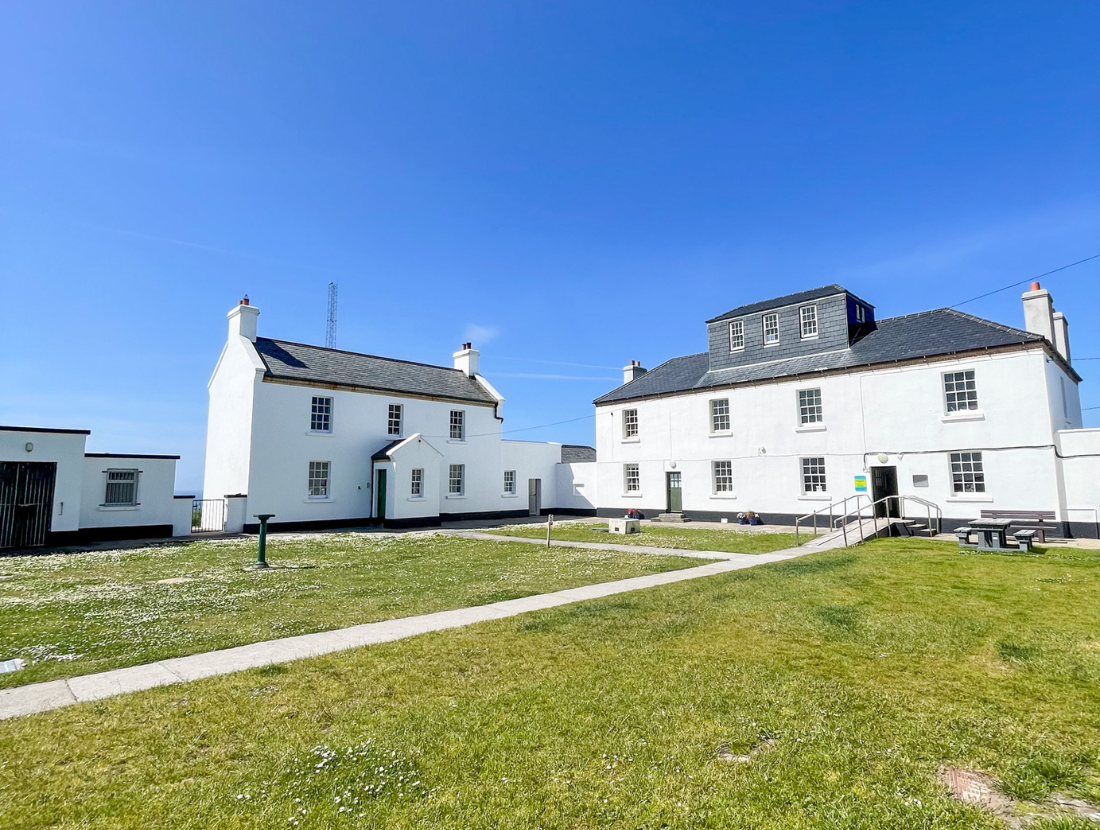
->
[202,299,596,531]
[590,283,1100,538]
[0,426,191,550]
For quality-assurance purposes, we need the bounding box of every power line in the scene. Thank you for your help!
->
[949,253,1100,309]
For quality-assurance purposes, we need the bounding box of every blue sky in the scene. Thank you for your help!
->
[2,1,1098,494]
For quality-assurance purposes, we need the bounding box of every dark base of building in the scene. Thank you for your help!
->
[40,524,175,548]
[242,507,597,534]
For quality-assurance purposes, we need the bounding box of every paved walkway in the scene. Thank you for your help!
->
[0,539,839,722]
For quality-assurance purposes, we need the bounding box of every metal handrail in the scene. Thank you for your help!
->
[795,494,868,544]
[834,494,944,547]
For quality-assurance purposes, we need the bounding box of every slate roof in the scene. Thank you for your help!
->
[595,308,1069,405]
[561,444,597,463]
[370,439,404,461]
[254,338,498,405]
[706,284,860,324]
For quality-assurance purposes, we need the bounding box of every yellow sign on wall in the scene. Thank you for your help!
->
[854,475,868,492]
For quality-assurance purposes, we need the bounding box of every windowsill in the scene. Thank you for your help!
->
[797,494,831,502]
[445,494,467,500]
[763,342,780,347]
[622,492,643,498]
[795,423,827,433]
[306,430,334,437]
[407,496,425,502]
[98,505,139,511]
[945,495,994,503]
[447,438,466,444]
[708,431,732,438]
[801,334,819,341]
[304,497,335,503]
[729,348,745,353]
[620,437,641,444]
[941,412,985,423]
[710,493,738,500]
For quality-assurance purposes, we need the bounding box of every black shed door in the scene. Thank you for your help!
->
[0,462,57,549]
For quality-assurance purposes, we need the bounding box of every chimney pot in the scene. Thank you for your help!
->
[1030,282,1040,291]
[623,361,647,384]
[454,343,479,377]
[241,295,250,306]
[228,298,260,342]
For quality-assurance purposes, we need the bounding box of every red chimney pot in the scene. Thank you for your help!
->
[1030,282,1041,291]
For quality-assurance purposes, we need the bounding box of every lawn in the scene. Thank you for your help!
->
[3,538,1100,829]
[0,532,706,689]
[488,521,802,553]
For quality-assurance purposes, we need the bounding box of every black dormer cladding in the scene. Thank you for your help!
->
[705,287,875,373]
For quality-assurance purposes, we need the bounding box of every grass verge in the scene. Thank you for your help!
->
[487,521,801,553]
[0,532,705,688]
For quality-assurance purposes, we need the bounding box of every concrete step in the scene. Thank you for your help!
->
[656,513,687,523]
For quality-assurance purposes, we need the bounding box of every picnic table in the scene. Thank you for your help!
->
[955,518,1038,552]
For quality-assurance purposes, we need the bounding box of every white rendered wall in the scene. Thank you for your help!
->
[172,496,194,537]
[382,436,443,521]
[594,349,1067,522]
[555,461,598,512]
[202,335,264,502]
[1057,428,1100,533]
[79,456,179,529]
[500,440,563,513]
[0,430,87,533]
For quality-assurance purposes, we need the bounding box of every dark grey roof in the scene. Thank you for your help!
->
[254,338,497,405]
[371,439,404,461]
[561,445,596,463]
[1,425,90,435]
[595,309,1065,405]
[706,285,859,324]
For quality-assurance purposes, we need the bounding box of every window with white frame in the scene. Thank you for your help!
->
[504,470,516,494]
[763,312,780,345]
[728,319,745,351]
[800,305,818,338]
[949,452,985,493]
[104,469,138,506]
[449,410,465,440]
[854,303,866,323]
[943,370,978,413]
[624,463,640,493]
[801,457,827,493]
[798,388,823,424]
[448,464,465,495]
[310,396,333,432]
[710,398,730,432]
[410,468,423,497]
[308,461,330,498]
[387,403,403,436]
[622,408,639,439]
[713,460,733,493]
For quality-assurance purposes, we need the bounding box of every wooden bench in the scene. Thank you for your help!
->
[980,510,1059,542]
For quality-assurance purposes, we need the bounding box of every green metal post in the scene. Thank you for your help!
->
[253,514,275,569]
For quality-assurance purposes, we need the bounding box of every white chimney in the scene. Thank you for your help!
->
[228,296,259,343]
[454,342,479,377]
[623,360,647,384]
[1021,282,1055,345]
[1052,311,1071,364]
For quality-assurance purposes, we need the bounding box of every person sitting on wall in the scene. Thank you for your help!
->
[625,508,642,520]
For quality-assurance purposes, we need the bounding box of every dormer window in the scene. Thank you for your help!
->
[799,305,818,339]
[762,313,780,345]
[728,320,745,352]
[854,303,867,323]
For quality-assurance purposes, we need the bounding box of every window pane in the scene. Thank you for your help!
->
[104,470,137,505]
[410,468,422,496]
[728,320,744,351]
[624,463,640,492]
[801,457,827,493]
[311,397,332,432]
[308,461,330,497]
[713,460,733,492]
[623,409,639,438]
[944,370,978,412]
[450,410,465,439]
[388,404,403,436]
[800,305,818,338]
[949,451,985,493]
[763,313,780,344]
[449,464,464,494]
[798,389,823,424]
[711,399,730,432]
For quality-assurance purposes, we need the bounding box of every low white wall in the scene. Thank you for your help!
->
[1058,428,1100,534]
[554,462,597,512]
[172,496,195,537]
[500,440,562,514]
[79,456,180,530]
[225,494,248,534]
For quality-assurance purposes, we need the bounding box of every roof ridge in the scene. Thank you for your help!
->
[877,308,1041,339]
[592,353,708,405]
[259,337,467,375]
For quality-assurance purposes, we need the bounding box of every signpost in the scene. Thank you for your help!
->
[546,513,554,548]
[252,513,275,569]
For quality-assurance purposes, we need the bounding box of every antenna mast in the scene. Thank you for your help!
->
[326,281,338,348]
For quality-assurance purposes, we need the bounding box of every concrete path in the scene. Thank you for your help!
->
[0,540,839,722]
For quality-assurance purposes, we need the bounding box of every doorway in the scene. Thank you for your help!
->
[666,471,682,513]
[528,478,542,516]
[375,469,387,521]
[871,466,899,518]
[0,461,57,549]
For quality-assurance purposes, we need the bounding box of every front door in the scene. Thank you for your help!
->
[871,466,899,518]
[375,469,387,521]
[667,471,682,513]
[528,478,541,516]
[0,461,57,549]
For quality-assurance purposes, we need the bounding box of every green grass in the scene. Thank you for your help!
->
[0,532,706,688]
[488,521,802,553]
[3,538,1100,828]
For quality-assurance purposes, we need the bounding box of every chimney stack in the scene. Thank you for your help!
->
[228,297,260,342]
[1021,282,1055,345]
[623,360,647,384]
[1052,311,1071,364]
[453,343,480,377]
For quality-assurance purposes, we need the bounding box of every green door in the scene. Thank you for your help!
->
[376,469,387,521]
[667,472,682,512]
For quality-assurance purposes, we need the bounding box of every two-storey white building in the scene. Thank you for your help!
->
[592,283,1100,538]
[202,299,595,531]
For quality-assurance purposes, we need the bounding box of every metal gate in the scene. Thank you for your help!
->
[0,462,58,550]
[191,499,227,533]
